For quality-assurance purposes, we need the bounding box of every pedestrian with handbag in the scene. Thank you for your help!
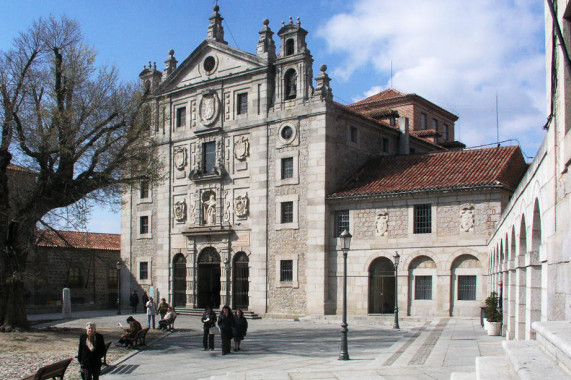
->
[201,306,217,350]
[217,305,235,355]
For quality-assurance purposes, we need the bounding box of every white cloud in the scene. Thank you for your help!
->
[317,0,546,156]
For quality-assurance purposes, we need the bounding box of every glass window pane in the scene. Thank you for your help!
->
[335,210,350,237]
[415,276,432,300]
[458,275,477,300]
[281,157,294,179]
[203,142,216,174]
[280,260,293,282]
[414,204,432,234]
[281,202,293,223]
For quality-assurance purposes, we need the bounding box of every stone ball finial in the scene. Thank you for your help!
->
[297,17,301,25]
[214,5,219,12]
[169,49,175,56]
[320,64,327,73]
[289,16,293,24]
[263,18,269,26]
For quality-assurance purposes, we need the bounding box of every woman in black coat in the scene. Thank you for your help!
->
[217,305,235,355]
[78,322,106,380]
[232,309,248,351]
[201,306,217,350]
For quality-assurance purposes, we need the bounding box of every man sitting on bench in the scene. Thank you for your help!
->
[118,316,142,348]
[158,307,177,330]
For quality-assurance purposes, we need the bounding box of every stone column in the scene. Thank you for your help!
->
[515,255,527,340]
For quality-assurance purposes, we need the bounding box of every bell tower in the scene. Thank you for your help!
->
[274,17,314,105]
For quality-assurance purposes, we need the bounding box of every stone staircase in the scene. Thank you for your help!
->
[175,307,261,319]
[450,321,571,379]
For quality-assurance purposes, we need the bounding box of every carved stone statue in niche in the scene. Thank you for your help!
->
[375,209,389,236]
[174,199,187,222]
[460,204,475,232]
[174,147,188,171]
[202,192,217,225]
[234,194,249,218]
[234,136,250,161]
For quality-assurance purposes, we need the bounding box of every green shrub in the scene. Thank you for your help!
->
[485,291,503,323]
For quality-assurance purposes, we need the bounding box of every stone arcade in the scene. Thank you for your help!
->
[120,6,528,318]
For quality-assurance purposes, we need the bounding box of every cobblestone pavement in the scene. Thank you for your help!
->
[22,311,504,380]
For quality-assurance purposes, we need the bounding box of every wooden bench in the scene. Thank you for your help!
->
[22,358,73,380]
[134,327,150,348]
[103,340,113,365]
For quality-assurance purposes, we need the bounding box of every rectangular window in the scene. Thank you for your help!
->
[432,118,438,131]
[421,113,427,130]
[139,216,149,234]
[443,124,449,140]
[389,117,396,126]
[382,138,389,153]
[108,268,118,287]
[67,267,82,287]
[335,210,350,237]
[140,180,149,199]
[237,93,248,115]
[203,141,216,174]
[139,262,149,281]
[281,202,294,223]
[458,275,477,300]
[280,260,293,282]
[415,276,433,300]
[281,157,294,179]
[414,204,432,234]
[176,107,186,128]
[350,126,358,143]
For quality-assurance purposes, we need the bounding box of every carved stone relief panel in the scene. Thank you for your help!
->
[225,92,231,120]
[460,203,475,232]
[173,198,187,223]
[234,193,249,219]
[199,90,219,126]
[234,135,250,161]
[223,190,232,223]
[375,209,389,236]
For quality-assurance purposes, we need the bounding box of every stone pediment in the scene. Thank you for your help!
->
[159,41,268,93]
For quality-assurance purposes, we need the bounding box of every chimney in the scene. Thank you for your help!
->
[399,116,410,154]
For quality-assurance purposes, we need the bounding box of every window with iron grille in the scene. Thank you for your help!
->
[432,118,438,131]
[67,266,82,287]
[108,268,118,287]
[281,157,294,179]
[280,260,293,282]
[139,262,149,280]
[421,113,427,130]
[237,93,248,115]
[335,210,350,237]
[203,141,216,174]
[140,216,149,234]
[176,107,186,128]
[457,275,477,300]
[414,204,432,234]
[281,202,294,223]
[350,126,358,143]
[140,180,149,199]
[414,276,433,300]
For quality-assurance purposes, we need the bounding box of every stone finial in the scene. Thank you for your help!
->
[314,63,333,101]
[257,18,276,61]
[289,16,293,24]
[163,49,178,80]
[207,4,226,44]
[297,17,301,26]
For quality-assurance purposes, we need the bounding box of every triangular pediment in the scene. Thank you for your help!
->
[159,41,268,93]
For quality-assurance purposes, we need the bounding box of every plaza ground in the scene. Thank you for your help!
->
[6,310,506,380]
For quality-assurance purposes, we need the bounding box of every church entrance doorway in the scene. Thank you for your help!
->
[232,251,249,310]
[173,254,187,307]
[197,247,221,309]
[369,257,396,314]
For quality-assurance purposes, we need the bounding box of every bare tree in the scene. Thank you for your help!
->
[0,16,160,331]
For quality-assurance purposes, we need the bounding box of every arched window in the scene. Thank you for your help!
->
[285,38,295,56]
[284,69,297,100]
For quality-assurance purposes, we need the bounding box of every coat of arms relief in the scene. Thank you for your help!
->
[234,194,249,218]
[234,136,250,161]
[460,204,475,232]
[199,91,219,126]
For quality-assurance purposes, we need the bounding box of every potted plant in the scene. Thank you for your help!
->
[484,291,503,336]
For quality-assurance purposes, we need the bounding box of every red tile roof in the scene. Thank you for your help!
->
[7,163,37,174]
[411,129,441,138]
[36,230,120,251]
[328,146,527,199]
[351,88,407,105]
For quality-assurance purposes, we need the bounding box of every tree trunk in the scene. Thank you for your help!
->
[0,252,30,331]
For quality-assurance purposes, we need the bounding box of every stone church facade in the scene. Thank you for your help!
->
[120,6,528,318]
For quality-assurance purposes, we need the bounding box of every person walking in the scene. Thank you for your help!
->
[157,298,169,320]
[201,306,217,351]
[232,309,248,352]
[129,291,139,313]
[217,305,234,355]
[146,297,157,329]
[78,322,106,380]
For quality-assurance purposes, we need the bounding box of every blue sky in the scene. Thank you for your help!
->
[0,0,547,233]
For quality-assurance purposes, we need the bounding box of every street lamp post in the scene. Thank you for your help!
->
[339,229,352,361]
[224,258,230,307]
[393,251,400,329]
[116,261,121,315]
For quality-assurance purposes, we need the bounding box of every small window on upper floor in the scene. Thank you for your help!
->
[140,216,149,235]
[281,201,294,224]
[281,157,294,179]
[280,260,293,282]
[432,119,438,131]
[139,262,149,281]
[335,210,350,237]
[176,107,186,128]
[350,126,358,143]
[421,113,427,130]
[443,124,450,141]
[285,38,295,56]
[140,180,149,199]
[203,141,216,174]
[237,93,248,115]
[389,117,397,126]
[414,204,432,234]
[382,137,389,153]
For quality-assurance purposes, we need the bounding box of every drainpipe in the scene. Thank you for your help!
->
[399,116,410,155]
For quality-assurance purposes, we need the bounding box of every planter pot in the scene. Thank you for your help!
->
[485,320,502,336]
